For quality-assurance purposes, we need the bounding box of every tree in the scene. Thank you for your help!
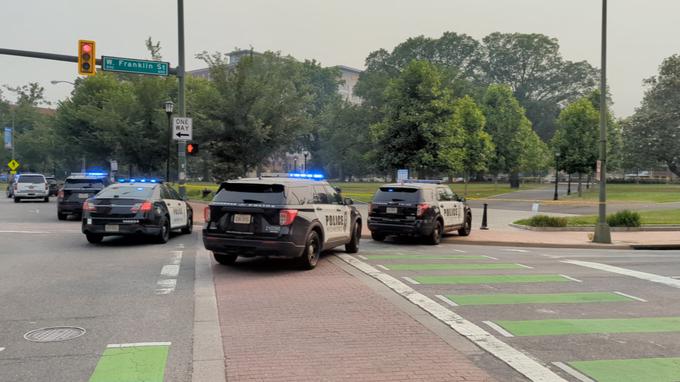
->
[482,32,598,140]
[481,84,535,188]
[371,60,464,177]
[552,98,599,196]
[451,96,493,195]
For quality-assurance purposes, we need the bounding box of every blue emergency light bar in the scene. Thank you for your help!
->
[117,178,160,183]
[288,172,324,180]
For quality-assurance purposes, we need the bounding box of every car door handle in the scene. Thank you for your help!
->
[316,207,322,211]
[440,204,444,207]
[336,209,342,212]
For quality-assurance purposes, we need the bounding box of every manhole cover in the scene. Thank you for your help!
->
[24,326,86,342]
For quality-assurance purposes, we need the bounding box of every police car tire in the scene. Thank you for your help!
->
[299,231,321,270]
[345,221,361,254]
[427,220,443,245]
[156,217,171,244]
[371,232,386,242]
[86,233,103,244]
[458,213,472,237]
[181,215,193,234]
[13,197,20,203]
[57,212,67,221]
[213,253,237,265]
[44,197,49,203]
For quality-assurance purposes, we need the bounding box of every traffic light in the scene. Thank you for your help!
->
[78,40,96,76]
[186,143,199,155]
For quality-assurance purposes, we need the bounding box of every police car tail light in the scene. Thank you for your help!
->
[131,200,153,213]
[279,209,298,226]
[58,189,64,199]
[83,200,96,212]
[204,207,211,222]
[416,203,429,217]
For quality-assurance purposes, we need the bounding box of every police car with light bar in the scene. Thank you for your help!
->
[81,178,193,244]
[202,173,362,270]
[367,180,471,245]
[57,172,110,220]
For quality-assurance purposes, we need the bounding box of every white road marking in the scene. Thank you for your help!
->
[402,276,420,285]
[337,254,567,382]
[357,255,368,260]
[563,260,680,289]
[539,254,560,259]
[482,321,515,338]
[156,251,183,295]
[671,276,680,280]
[0,230,51,234]
[376,264,389,271]
[559,274,583,283]
[0,347,4,352]
[435,294,458,307]
[613,291,647,302]
[505,249,529,253]
[516,263,534,269]
[107,342,171,348]
[452,249,466,253]
[484,255,498,260]
[552,362,595,382]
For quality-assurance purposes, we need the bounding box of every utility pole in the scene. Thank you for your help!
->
[177,0,187,198]
[593,0,612,243]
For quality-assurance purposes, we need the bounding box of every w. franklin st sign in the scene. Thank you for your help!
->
[102,56,169,76]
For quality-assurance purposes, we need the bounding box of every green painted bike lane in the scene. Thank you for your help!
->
[496,317,680,337]
[570,357,680,382]
[89,343,170,382]
[387,263,525,271]
[447,292,633,305]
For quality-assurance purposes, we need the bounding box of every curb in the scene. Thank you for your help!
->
[630,244,680,250]
[510,223,680,232]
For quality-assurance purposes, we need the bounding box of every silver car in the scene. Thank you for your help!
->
[13,173,49,203]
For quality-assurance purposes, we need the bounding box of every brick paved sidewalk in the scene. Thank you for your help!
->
[211,257,495,382]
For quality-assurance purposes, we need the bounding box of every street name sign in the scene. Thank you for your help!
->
[7,159,20,171]
[102,56,169,76]
[173,117,192,141]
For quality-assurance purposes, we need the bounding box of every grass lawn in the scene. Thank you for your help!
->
[332,182,545,203]
[168,182,219,202]
[566,183,680,203]
[515,209,680,226]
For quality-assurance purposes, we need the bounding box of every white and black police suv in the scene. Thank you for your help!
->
[81,179,193,244]
[202,173,362,270]
[367,180,471,245]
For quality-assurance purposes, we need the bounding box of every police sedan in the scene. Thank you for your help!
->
[81,179,193,244]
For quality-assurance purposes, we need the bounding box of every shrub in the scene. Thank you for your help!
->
[607,210,641,227]
[520,215,568,227]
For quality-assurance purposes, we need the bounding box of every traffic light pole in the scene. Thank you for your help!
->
[177,0,187,199]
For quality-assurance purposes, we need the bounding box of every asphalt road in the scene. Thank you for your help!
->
[0,196,197,382]
[344,238,680,382]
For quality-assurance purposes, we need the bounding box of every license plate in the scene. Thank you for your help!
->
[105,224,119,232]
[78,193,89,198]
[233,214,251,224]
[386,207,398,214]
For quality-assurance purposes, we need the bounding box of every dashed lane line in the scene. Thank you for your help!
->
[516,263,534,269]
[434,294,458,307]
[402,276,420,285]
[613,291,647,303]
[376,264,389,271]
[562,260,680,289]
[155,251,183,295]
[558,274,583,283]
[482,321,515,338]
[505,249,529,253]
[452,249,466,253]
[338,254,567,382]
[552,362,595,382]
[483,255,498,260]
[0,347,4,352]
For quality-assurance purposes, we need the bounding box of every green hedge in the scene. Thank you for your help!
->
[516,215,568,227]
[606,210,641,227]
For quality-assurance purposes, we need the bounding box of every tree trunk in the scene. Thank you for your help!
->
[577,173,583,197]
[567,174,572,195]
[586,174,591,189]
[464,173,469,197]
[509,172,520,189]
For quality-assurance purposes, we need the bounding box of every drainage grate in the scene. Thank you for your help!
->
[24,326,86,342]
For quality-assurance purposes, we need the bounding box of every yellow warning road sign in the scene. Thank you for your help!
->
[7,159,19,171]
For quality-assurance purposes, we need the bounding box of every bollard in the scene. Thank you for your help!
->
[480,203,489,230]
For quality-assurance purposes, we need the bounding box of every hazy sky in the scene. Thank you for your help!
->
[1,0,678,117]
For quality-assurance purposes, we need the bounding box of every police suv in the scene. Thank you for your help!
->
[367,180,471,245]
[202,173,362,270]
[81,179,193,244]
[58,173,110,220]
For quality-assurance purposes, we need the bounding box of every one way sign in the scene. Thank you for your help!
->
[172,117,193,141]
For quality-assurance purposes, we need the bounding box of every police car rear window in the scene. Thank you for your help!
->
[97,186,154,199]
[214,183,286,205]
[17,175,45,184]
[373,187,422,203]
[64,178,105,189]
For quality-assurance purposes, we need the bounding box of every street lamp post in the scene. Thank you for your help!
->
[593,0,612,243]
[164,101,174,182]
[554,152,561,201]
[294,156,298,172]
[303,151,309,173]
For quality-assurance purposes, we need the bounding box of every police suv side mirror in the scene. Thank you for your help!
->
[344,197,354,205]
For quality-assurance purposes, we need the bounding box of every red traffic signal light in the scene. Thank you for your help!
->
[186,143,199,155]
[78,40,96,76]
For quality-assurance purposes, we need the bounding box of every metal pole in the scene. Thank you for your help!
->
[553,154,559,201]
[166,111,171,182]
[177,0,187,197]
[593,0,612,243]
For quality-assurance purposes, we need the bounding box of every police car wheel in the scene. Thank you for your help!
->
[156,217,171,244]
[345,221,361,253]
[181,215,193,234]
[371,232,386,242]
[43,197,49,203]
[458,213,472,237]
[299,231,321,270]
[427,220,443,245]
[13,197,20,203]
[86,233,103,244]
[57,212,67,221]
[213,252,237,265]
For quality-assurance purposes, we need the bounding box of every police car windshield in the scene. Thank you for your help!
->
[97,185,154,199]
[65,178,105,189]
[214,183,286,204]
[374,187,422,203]
[17,175,45,184]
